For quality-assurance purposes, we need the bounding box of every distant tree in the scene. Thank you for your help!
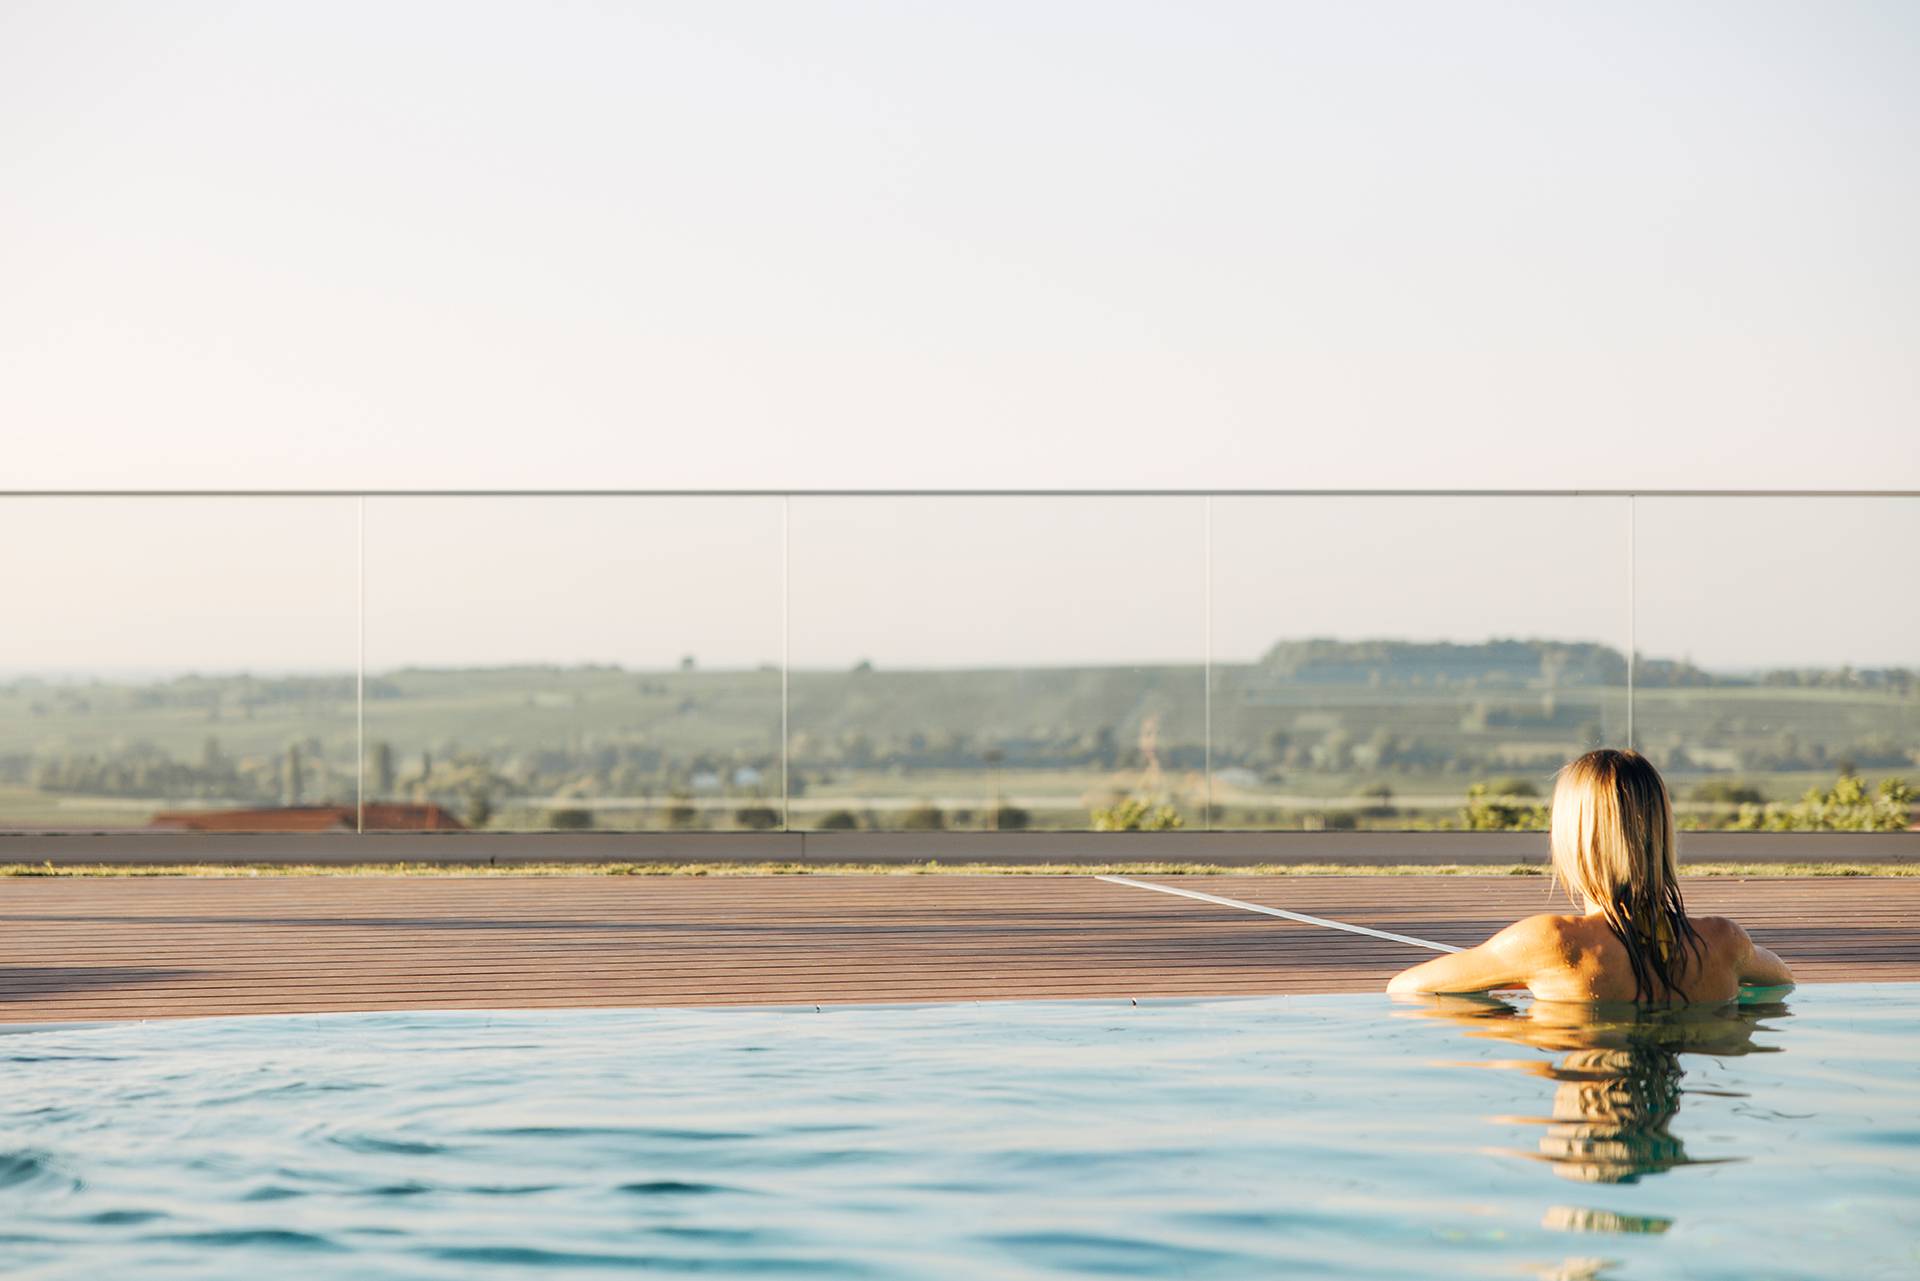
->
[851,659,874,674]
[282,743,304,806]
[1359,782,1396,818]
[1093,726,1118,770]
[1317,729,1354,772]
[900,803,945,830]
[662,799,699,829]
[548,807,594,830]
[679,655,696,672]
[816,809,860,830]
[1837,736,1911,769]
[1689,779,1765,807]
[1483,776,1540,799]
[201,736,223,771]
[734,805,781,830]
[466,787,495,828]
[371,741,395,797]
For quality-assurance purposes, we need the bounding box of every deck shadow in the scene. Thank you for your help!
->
[0,967,205,1000]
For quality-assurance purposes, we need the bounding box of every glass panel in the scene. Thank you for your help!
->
[1209,497,1631,830]
[787,497,1206,832]
[0,498,358,832]
[1634,497,1918,832]
[362,498,783,832]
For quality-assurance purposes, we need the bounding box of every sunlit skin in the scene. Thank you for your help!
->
[1388,749,1795,1003]
[1386,902,1794,1002]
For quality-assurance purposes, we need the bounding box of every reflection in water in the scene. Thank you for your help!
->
[1398,992,1792,1245]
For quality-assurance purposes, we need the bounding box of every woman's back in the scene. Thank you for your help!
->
[1387,907,1789,1003]
[1516,913,1759,1005]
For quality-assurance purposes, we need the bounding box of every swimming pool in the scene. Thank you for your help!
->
[1,986,1913,1279]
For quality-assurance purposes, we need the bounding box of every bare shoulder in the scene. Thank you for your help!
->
[1504,911,1576,936]
[1387,912,1573,995]
[1689,914,1755,957]
[1484,912,1582,959]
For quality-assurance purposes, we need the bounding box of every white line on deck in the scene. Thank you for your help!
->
[1095,875,1462,954]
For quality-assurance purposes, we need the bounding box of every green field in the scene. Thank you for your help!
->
[1,640,1912,832]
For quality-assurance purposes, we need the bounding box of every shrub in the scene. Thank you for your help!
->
[547,808,594,830]
[1091,797,1184,831]
[900,803,946,831]
[1300,810,1359,832]
[815,809,860,830]
[989,804,1031,830]
[662,801,699,829]
[734,805,781,830]
[1728,774,1913,833]
[1460,784,1549,831]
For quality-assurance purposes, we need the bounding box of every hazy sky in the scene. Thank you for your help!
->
[1,4,1915,671]
[0,494,1910,672]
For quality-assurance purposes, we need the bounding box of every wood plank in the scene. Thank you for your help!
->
[0,875,1913,1023]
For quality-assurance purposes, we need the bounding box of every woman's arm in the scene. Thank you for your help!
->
[1730,921,1795,988]
[1385,917,1547,995]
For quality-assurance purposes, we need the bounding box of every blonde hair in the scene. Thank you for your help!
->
[1550,749,1701,1003]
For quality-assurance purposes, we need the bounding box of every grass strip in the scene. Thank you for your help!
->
[0,861,1912,878]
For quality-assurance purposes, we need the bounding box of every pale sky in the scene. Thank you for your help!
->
[1,4,1915,672]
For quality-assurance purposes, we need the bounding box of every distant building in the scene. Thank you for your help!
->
[148,804,467,832]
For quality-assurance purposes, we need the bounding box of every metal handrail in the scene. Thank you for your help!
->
[0,489,1916,498]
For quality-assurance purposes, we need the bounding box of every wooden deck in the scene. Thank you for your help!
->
[1,875,1916,1022]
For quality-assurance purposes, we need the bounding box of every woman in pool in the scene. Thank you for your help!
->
[1388,748,1794,1003]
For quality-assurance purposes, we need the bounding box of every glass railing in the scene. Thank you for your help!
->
[1210,496,1634,831]
[359,497,784,832]
[0,493,1912,835]
[788,496,1207,834]
[0,498,360,833]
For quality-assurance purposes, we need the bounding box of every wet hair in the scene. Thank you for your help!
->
[1549,749,1704,1004]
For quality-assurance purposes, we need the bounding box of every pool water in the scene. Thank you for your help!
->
[1,986,1914,1279]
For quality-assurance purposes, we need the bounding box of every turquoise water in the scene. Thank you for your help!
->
[0,986,1915,1279]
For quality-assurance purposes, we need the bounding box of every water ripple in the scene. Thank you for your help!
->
[0,1149,78,1193]
[0,989,1907,1280]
